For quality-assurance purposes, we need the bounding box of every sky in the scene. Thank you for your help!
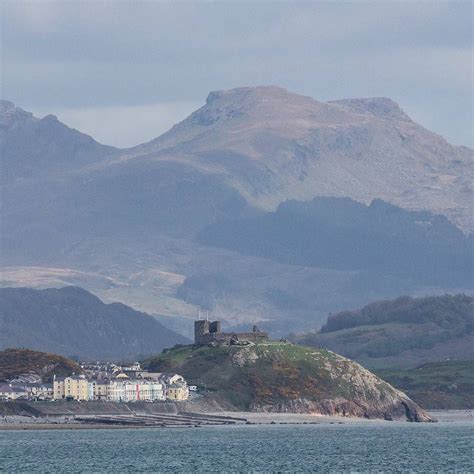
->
[1,1,472,148]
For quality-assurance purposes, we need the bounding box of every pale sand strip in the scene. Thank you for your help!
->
[1,410,472,430]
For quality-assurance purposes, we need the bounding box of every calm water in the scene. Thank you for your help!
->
[1,423,473,472]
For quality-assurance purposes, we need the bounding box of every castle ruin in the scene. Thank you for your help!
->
[194,319,268,345]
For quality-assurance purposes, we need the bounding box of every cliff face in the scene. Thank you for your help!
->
[144,342,433,422]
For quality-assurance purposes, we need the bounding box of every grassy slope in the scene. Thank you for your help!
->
[375,360,474,409]
[0,348,82,382]
[144,342,396,411]
[293,295,474,369]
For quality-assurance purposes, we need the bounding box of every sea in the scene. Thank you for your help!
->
[1,422,473,473]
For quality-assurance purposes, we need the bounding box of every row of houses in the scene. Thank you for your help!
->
[1,374,191,403]
[0,383,53,401]
[53,374,190,402]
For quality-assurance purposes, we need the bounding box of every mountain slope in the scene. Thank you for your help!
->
[0,287,190,360]
[0,87,472,334]
[0,100,118,184]
[197,197,473,288]
[136,86,473,231]
[143,342,432,421]
[293,295,474,369]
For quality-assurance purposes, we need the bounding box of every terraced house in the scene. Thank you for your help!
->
[53,375,89,401]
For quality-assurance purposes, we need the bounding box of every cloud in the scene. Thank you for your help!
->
[1,1,472,146]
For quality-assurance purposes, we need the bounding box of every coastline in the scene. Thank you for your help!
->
[1,410,472,430]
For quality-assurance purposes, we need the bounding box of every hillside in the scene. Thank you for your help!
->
[0,287,189,360]
[198,197,473,288]
[138,86,473,231]
[0,100,118,185]
[1,86,472,333]
[143,342,432,422]
[375,360,474,409]
[293,295,474,369]
[0,348,81,382]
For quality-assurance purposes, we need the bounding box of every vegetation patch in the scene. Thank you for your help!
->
[0,348,81,382]
[375,360,474,409]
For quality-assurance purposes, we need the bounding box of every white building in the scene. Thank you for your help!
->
[0,384,28,400]
[106,380,165,402]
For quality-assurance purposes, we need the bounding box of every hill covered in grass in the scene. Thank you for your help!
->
[375,360,474,409]
[293,294,474,369]
[0,348,81,382]
[143,342,432,422]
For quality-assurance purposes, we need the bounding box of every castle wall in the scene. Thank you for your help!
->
[194,319,268,345]
[209,321,221,334]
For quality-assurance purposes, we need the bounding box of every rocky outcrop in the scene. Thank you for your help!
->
[248,350,434,421]
[250,395,432,422]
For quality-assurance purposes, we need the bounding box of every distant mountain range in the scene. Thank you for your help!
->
[0,86,472,334]
[292,294,474,369]
[198,197,473,288]
[0,287,189,360]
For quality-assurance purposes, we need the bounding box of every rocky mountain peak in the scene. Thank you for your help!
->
[0,100,35,128]
[329,97,412,122]
[205,85,299,105]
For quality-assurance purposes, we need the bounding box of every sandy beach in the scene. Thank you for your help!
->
[1,410,472,430]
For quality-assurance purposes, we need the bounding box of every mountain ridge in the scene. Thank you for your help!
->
[1,86,472,333]
[0,286,190,360]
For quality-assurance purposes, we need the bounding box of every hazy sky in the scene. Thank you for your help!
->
[1,1,472,148]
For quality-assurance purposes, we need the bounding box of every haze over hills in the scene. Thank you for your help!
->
[0,86,472,335]
[0,287,189,360]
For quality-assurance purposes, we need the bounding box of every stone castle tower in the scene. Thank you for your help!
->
[194,319,268,345]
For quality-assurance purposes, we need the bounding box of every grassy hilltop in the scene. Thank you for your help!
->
[143,341,432,421]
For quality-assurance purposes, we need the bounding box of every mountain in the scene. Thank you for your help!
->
[136,86,473,232]
[0,287,190,360]
[1,87,472,334]
[143,342,432,421]
[0,348,81,382]
[197,197,473,288]
[0,100,117,185]
[292,294,474,369]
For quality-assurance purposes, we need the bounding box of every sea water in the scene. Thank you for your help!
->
[1,423,473,472]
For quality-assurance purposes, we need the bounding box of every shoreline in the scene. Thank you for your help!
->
[1,410,472,430]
